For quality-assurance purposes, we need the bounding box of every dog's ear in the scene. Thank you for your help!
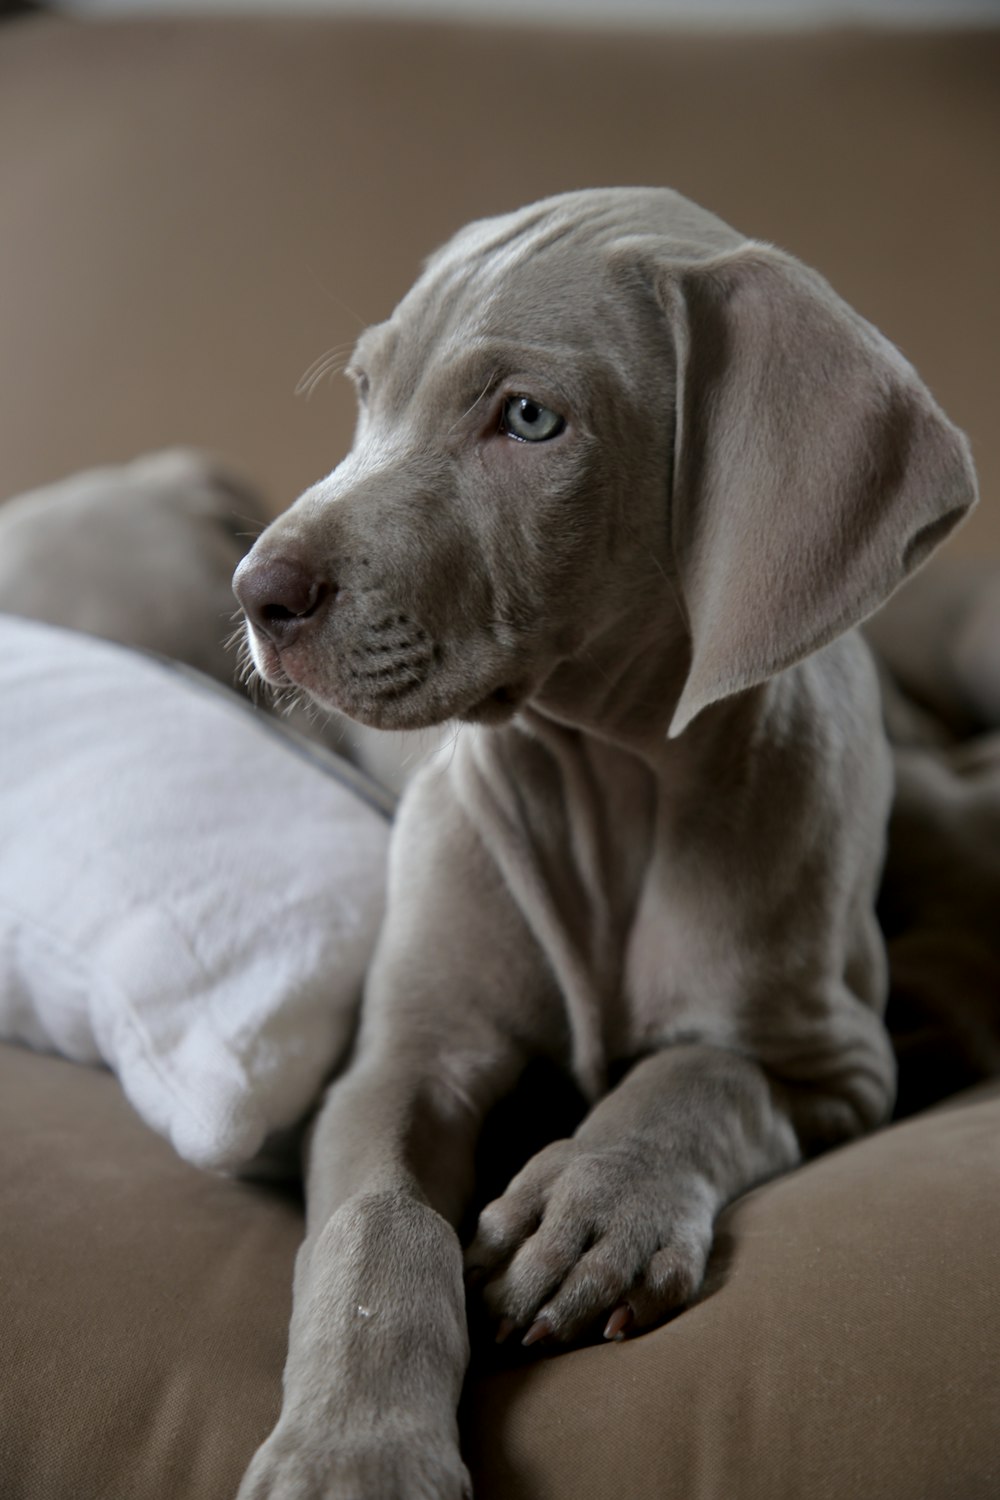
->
[657,243,977,737]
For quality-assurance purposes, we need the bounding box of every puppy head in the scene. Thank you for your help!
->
[235,188,977,738]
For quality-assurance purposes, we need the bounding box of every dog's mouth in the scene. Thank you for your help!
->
[245,620,532,730]
[243,632,290,689]
[463,680,531,725]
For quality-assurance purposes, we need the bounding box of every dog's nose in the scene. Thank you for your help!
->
[233,553,332,647]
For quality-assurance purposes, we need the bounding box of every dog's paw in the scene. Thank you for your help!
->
[465,1137,714,1345]
[236,1423,472,1500]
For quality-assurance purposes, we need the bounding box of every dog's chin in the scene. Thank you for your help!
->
[325,678,532,732]
[460,681,531,726]
[290,667,531,732]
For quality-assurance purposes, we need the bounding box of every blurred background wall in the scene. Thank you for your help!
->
[50,0,1000,21]
[1,0,998,555]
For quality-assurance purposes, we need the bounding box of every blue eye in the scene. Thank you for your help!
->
[501,396,565,443]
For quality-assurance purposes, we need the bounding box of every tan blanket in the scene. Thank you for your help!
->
[870,560,1000,1113]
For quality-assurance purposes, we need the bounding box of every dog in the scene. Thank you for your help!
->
[232,187,977,1499]
[0,450,254,686]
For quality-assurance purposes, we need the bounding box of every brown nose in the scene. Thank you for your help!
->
[233,552,332,647]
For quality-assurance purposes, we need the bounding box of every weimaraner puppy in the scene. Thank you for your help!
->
[232,187,977,1499]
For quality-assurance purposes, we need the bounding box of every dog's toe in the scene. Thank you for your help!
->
[470,1138,714,1346]
[464,1138,577,1276]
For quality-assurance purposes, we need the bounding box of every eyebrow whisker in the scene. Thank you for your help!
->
[446,371,498,437]
[296,342,358,399]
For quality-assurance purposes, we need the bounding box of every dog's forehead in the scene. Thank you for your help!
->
[357,188,744,382]
[430,187,741,279]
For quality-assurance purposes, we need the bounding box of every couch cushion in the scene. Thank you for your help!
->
[2,1041,997,1500]
[0,1044,300,1500]
[469,1077,1000,1500]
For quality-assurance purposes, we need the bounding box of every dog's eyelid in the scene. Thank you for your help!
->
[345,366,371,400]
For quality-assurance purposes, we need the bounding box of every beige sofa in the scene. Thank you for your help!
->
[1,13,999,1499]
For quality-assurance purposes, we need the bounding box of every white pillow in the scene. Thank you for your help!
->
[0,615,393,1173]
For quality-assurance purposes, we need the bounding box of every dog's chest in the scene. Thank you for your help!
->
[485,721,732,1061]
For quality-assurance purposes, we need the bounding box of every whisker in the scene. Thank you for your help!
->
[223,616,270,702]
[644,547,688,630]
[295,342,357,399]
[579,646,614,688]
[304,265,370,330]
[226,509,268,534]
[446,371,497,437]
[434,720,464,777]
[296,363,348,400]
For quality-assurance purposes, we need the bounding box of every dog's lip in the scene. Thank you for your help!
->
[249,620,533,727]
[462,679,532,724]
[248,633,293,687]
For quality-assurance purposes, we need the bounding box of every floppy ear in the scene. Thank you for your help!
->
[660,243,978,738]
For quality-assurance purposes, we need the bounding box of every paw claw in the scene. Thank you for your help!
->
[603,1303,633,1341]
[470,1141,713,1347]
[521,1316,554,1347]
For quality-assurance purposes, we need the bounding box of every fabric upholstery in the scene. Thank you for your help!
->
[467,1080,1000,1500]
[0,1046,299,1500]
[2,1042,998,1500]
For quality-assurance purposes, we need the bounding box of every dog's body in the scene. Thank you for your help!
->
[232,189,976,1498]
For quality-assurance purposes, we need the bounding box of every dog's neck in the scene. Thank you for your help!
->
[527,612,764,766]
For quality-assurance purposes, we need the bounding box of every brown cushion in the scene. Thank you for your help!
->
[469,1078,1000,1500]
[0,1044,299,1499]
[2,1040,998,1500]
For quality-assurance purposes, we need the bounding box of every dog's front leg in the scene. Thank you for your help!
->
[238,772,555,1500]
[238,1063,477,1500]
[467,1043,803,1346]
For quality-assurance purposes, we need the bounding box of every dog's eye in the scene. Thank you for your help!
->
[501,396,565,443]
